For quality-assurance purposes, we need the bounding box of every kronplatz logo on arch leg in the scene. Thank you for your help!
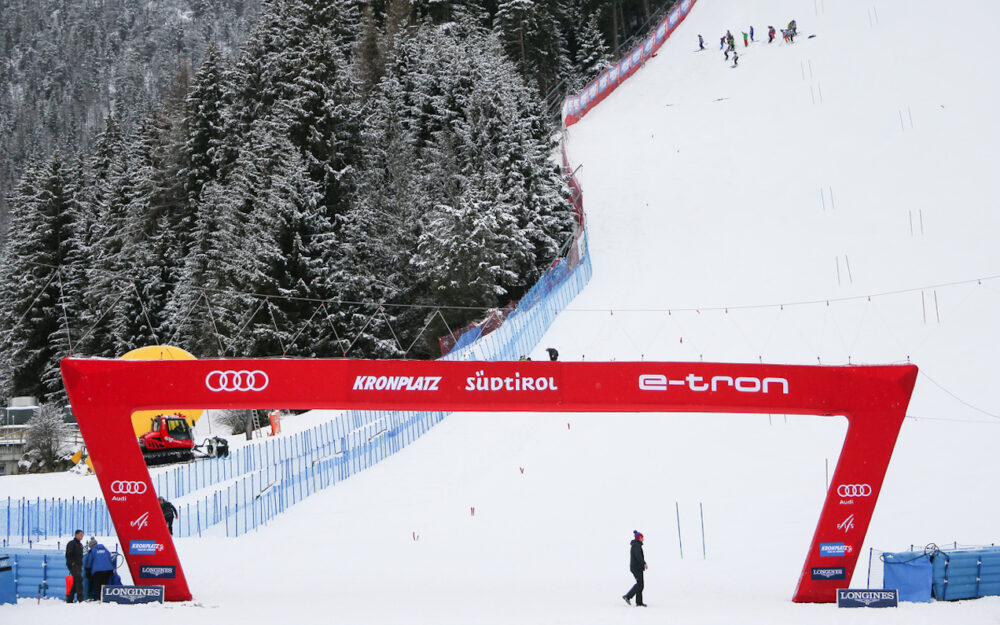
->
[60,358,917,603]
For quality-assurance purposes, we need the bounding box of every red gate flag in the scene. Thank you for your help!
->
[60,358,917,603]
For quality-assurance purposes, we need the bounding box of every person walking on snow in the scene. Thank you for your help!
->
[622,531,648,606]
[159,496,179,535]
[742,31,749,47]
[698,34,704,50]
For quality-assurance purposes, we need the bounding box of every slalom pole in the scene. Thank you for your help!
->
[867,547,873,588]
[700,502,706,559]
[676,501,683,559]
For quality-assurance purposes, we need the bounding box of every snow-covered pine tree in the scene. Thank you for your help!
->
[495,0,571,102]
[190,122,321,358]
[0,154,80,402]
[226,0,361,211]
[39,156,87,397]
[182,42,229,208]
[354,6,386,97]
[576,11,612,83]
[105,117,177,356]
[72,119,139,359]
[351,18,574,357]
[330,69,422,359]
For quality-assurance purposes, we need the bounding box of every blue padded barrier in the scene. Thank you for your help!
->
[932,548,1000,601]
[885,546,1000,602]
[0,548,67,599]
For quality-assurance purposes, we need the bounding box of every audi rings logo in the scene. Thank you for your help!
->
[206,370,269,392]
[837,484,872,498]
[111,481,147,495]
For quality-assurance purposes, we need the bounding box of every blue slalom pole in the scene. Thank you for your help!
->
[700,502,706,559]
[676,501,683,559]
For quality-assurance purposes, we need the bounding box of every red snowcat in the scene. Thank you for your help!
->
[138,414,229,465]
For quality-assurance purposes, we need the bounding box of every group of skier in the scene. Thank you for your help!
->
[696,19,799,68]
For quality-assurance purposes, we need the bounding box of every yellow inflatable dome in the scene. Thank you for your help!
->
[121,345,204,436]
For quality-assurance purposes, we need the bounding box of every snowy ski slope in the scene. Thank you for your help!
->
[3,0,1000,622]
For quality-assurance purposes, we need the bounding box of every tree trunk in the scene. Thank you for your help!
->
[612,0,620,51]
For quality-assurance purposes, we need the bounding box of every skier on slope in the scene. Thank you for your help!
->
[698,34,704,50]
[622,530,648,607]
[750,25,755,42]
[733,48,739,67]
[768,26,776,43]
[742,31,749,47]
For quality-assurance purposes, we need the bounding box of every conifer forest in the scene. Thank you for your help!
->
[0,0,676,402]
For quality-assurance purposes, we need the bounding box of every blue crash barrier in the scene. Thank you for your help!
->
[0,548,68,600]
[0,554,16,604]
[883,546,1000,602]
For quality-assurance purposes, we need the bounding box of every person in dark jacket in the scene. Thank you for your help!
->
[65,529,85,603]
[84,540,115,600]
[159,497,179,535]
[622,530,648,607]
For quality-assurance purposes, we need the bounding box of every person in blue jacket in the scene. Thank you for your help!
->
[83,539,115,600]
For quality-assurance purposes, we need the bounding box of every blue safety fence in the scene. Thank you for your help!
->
[443,231,592,362]
[1,228,592,540]
[1,497,113,545]
[175,409,448,537]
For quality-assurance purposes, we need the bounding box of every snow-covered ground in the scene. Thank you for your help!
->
[4,0,1000,622]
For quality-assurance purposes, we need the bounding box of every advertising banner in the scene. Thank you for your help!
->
[837,589,899,608]
[811,567,847,581]
[139,565,177,579]
[62,357,917,603]
[564,0,700,127]
[102,585,165,604]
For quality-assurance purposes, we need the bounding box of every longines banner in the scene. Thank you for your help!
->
[837,589,899,608]
[101,585,165,604]
[61,358,917,603]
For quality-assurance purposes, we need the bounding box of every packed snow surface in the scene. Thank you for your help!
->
[4,0,1000,622]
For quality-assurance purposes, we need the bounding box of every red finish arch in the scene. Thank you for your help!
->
[60,358,917,603]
